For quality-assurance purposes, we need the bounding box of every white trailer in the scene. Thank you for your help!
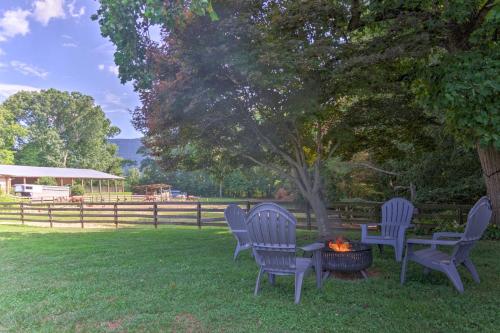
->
[14,184,70,199]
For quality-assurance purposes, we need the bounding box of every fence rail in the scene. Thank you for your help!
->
[0,200,472,231]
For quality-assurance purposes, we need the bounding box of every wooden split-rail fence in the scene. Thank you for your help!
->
[0,200,472,231]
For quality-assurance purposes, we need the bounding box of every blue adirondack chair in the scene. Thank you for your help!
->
[246,203,324,304]
[224,204,251,260]
[400,196,492,293]
[361,198,415,261]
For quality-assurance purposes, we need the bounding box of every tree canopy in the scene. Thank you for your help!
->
[95,0,500,226]
[1,89,123,174]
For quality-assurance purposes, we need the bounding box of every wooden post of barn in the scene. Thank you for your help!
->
[306,203,312,230]
[197,202,202,229]
[153,203,158,229]
[99,179,102,193]
[114,180,118,193]
[20,202,24,225]
[48,204,53,228]
[90,179,93,193]
[79,202,84,228]
[114,203,118,229]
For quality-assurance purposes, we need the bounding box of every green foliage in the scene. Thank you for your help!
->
[70,184,85,196]
[92,0,215,90]
[35,177,58,186]
[415,47,500,149]
[125,167,141,192]
[483,224,500,240]
[0,106,26,164]
[1,89,122,173]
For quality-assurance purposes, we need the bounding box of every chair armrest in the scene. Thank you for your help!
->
[406,238,459,247]
[432,232,463,240]
[361,223,380,239]
[299,242,324,252]
[232,229,248,234]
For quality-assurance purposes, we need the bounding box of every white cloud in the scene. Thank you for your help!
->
[61,34,72,39]
[10,61,48,78]
[98,64,105,70]
[0,83,39,101]
[33,0,65,26]
[0,9,31,42]
[0,48,5,56]
[62,42,77,48]
[108,65,119,76]
[68,0,85,18]
[104,91,123,106]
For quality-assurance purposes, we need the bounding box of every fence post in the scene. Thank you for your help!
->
[48,204,53,228]
[20,202,24,225]
[114,203,118,229]
[80,202,84,228]
[246,201,251,213]
[197,202,202,229]
[153,203,158,229]
[306,203,312,230]
[458,207,463,225]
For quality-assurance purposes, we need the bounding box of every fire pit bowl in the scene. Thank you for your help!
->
[321,239,373,278]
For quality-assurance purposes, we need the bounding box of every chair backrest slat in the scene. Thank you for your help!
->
[381,198,414,238]
[224,204,250,244]
[452,196,492,262]
[246,203,297,272]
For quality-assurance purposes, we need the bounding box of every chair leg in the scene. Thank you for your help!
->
[463,258,480,283]
[268,273,276,285]
[400,249,409,285]
[294,272,305,304]
[254,267,264,296]
[233,244,240,260]
[378,244,384,254]
[395,240,404,262]
[444,265,464,293]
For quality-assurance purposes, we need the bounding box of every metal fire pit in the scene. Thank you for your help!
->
[322,241,373,279]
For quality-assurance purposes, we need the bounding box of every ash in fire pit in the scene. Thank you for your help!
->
[322,237,373,279]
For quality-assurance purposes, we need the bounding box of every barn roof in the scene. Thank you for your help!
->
[0,165,123,180]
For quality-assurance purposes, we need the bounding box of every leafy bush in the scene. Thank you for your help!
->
[36,177,58,186]
[70,185,85,196]
[483,224,500,241]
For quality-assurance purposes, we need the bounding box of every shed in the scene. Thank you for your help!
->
[0,164,124,194]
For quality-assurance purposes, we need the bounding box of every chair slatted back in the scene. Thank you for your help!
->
[224,204,250,245]
[381,198,414,238]
[246,203,296,273]
[452,196,492,263]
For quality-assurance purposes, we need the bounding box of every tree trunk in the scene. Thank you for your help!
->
[306,190,333,239]
[477,145,500,225]
[219,181,223,198]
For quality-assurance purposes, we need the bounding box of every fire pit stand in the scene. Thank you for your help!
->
[321,240,373,279]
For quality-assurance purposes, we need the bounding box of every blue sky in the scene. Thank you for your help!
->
[0,0,141,138]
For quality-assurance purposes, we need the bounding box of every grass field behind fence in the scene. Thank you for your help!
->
[0,225,499,332]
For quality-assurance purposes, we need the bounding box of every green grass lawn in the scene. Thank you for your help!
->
[0,225,498,332]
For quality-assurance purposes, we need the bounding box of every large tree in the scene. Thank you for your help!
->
[343,0,500,223]
[94,0,436,236]
[1,89,122,174]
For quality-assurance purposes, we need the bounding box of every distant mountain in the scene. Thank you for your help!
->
[109,138,144,168]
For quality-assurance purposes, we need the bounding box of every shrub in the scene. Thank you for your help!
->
[71,184,85,196]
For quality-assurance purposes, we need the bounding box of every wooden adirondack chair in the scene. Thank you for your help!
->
[361,198,415,261]
[246,203,324,304]
[224,204,251,260]
[401,196,492,293]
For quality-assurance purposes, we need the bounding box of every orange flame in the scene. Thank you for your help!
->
[328,237,351,252]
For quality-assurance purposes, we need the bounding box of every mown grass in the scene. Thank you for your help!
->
[0,225,498,332]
